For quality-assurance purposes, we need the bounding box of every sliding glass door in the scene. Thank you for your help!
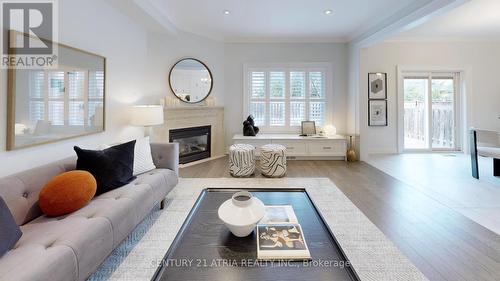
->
[431,78,455,149]
[403,78,428,149]
[402,73,458,151]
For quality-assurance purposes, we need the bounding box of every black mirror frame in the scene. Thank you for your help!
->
[168,58,213,104]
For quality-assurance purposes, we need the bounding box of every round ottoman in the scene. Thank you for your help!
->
[229,144,256,177]
[260,144,287,178]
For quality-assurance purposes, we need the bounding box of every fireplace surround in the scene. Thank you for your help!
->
[169,126,211,164]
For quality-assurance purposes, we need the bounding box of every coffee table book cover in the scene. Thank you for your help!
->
[256,205,311,260]
[259,205,298,224]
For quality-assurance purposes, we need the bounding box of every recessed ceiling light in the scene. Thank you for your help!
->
[223,10,230,15]
[324,9,333,15]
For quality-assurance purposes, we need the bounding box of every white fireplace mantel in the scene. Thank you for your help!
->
[151,106,225,161]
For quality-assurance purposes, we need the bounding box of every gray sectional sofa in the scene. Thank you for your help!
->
[0,143,179,281]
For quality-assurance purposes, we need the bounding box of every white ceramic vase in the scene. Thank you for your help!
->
[218,191,265,237]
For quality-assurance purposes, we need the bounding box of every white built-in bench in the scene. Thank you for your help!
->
[233,134,347,161]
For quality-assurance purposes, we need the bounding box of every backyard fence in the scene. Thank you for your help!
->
[404,101,454,148]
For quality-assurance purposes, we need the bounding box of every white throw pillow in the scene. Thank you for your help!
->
[133,136,156,176]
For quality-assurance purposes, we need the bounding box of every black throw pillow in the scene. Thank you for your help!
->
[74,140,136,195]
[0,196,22,257]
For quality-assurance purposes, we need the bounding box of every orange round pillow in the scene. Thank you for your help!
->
[39,170,97,217]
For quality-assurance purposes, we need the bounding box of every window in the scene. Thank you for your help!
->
[245,64,330,131]
[29,69,104,127]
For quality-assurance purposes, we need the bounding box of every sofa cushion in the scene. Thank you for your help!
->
[39,171,97,217]
[133,169,177,201]
[0,241,78,281]
[133,136,157,176]
[22,215,113,281]
[74,190,148,248]
[74,140,136,195]
[0,157,75,225]
[0,196,22,257]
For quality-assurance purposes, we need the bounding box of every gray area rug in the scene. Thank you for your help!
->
[89,178,428,281]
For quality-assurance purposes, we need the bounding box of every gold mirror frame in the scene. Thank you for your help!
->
[6,31,106,150]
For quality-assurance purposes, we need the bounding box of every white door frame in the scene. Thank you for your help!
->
[397,66,465,153]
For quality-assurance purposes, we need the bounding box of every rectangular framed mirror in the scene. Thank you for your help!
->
[7,31,106,150]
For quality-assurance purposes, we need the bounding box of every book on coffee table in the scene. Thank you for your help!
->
[256,223,311,260]
[259,205,298,224]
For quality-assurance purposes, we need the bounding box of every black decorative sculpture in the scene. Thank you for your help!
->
[243,115,259,136]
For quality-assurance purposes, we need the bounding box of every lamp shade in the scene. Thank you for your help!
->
[323,125,337,136]
[130,105,164,126]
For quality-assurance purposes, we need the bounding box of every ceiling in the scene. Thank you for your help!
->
[152,0,417,42]
[391,0,500,41]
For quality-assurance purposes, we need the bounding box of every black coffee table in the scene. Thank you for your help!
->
[152,188,359,281]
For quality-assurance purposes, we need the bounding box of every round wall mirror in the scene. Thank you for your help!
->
[169,58,213,103]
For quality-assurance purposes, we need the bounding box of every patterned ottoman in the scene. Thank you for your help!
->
[260,144,287,178]
[229,144,256,177]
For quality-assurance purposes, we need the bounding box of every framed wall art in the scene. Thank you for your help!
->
[368,73,387,100]
[368,100,388,126]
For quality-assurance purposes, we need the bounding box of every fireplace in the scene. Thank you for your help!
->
[169,126,211,164]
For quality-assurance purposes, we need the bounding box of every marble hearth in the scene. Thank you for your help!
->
[151,106,225,164]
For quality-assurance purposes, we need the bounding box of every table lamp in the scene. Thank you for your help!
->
[130,105,164,137]
[323,125,337,137]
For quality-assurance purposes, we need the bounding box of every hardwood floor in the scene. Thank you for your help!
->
[180,157,500,281]
[368,153,500,235]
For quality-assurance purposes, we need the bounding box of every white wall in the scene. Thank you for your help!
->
[359,41,500,160]
[0,0,353,175]
[0,0,149,177]
[0,0,229,177]
[223,42,349,147]
[144,32,225,105]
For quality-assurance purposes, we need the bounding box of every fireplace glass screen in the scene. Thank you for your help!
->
[174,135,208,157]
[169,126,211,164]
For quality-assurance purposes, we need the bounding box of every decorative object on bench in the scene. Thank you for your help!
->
[470,129,500,179]
[0,196,22,257]
[169,58,213,104]
[301,121,316,136]
[229,144,256,177]
[6,30,105,150]
[218,191,265,237]
[243,115,260,136]
[39,171,97,217]
[323,124,337,137]
[74,140,136,195]
[260,144,287,178]
[347,135,357,162]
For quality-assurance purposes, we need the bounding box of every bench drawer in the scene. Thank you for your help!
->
[271,140,306,156]
[308,141,345,156]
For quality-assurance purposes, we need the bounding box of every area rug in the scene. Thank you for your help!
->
[89,178,428,281]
